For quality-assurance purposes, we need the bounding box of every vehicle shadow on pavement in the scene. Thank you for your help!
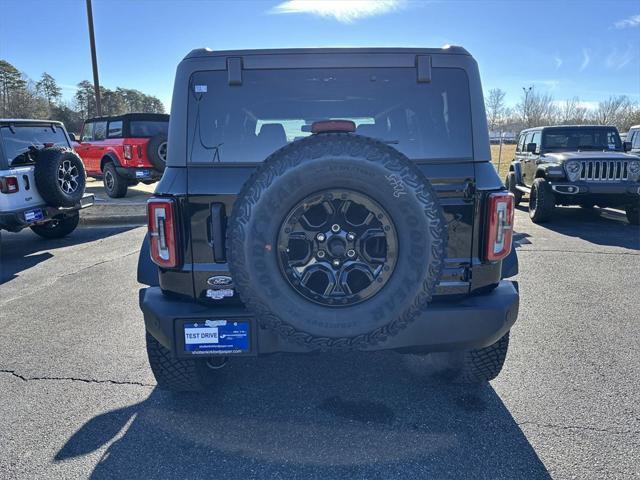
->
[515,205,640,250]
[0,226,136,285]
[56,352,551,479]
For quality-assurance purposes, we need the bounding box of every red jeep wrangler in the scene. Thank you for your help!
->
[76,113,168,198]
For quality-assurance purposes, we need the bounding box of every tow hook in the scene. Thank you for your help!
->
[206,357,228,370]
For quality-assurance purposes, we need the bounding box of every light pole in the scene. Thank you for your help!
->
[86,0,102,116]
[522,86,532,128]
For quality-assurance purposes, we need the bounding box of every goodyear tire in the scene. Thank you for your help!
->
[505,171,522,206]
[227,133,447,350]
[34,147,86,207]
[147,134,168,172]
[529,178,555,223]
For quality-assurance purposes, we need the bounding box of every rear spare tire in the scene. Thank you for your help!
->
[147,134,168,172]
[227,133,447,350]
[34,147,86,207]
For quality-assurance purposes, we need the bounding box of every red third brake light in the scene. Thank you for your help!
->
[311,120,356,134]
[148,198,179,268]
[485,192,514,262]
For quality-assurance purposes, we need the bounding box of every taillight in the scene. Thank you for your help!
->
[0,176,19,194]
[123,144,133,160]
[485,192,514,262]
[147,198,179,268]
[137,145,143,158]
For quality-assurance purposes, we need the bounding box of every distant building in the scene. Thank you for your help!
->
[489,130,517,144]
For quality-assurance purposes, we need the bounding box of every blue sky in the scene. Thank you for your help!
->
[1,0,638,110]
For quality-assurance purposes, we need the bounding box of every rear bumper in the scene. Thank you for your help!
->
[140,280,519,358]
[115,166,162,182]
[0,194,94,232]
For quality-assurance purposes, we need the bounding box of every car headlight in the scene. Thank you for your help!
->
[628,160,640,181]
[565,161,581,182]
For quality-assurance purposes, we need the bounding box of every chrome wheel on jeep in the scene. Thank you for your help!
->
[278,189,398,306]
[57,159,80,194]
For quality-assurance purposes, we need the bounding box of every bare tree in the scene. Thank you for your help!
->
[593,95,632,126]
[486,88,507,131]
[559,97,587,125]
[617,103,640,132]
[515,87,556,127]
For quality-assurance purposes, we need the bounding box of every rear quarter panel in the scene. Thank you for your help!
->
[0,166,45,211]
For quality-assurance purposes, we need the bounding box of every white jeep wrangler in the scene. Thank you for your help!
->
[0,119,93,238]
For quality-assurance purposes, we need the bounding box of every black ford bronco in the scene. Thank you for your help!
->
[137,47,519,391]
[505,125,640,224]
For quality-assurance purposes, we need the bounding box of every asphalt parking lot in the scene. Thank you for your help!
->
[0,206,638,479]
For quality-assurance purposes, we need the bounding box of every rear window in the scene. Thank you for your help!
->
[542,128,622,152]
[130,121,168,138]
[0,125,69,166]
[188,67,473,163]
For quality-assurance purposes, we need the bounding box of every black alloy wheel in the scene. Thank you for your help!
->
[277,189,398,307]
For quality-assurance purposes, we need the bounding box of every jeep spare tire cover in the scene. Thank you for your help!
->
[227,133,447,350]
[34,147,86,207]
[147,134,168,172]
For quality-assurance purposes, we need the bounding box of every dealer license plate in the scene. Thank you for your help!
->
[183,320,249,354]
[24,208,44,222]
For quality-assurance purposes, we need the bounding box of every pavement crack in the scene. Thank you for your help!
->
[517,420,640,436]
[0,369,154,388]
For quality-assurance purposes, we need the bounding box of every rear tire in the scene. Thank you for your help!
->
[529,178,555,223]
[103,162,128,198]
[145,333,213,392]
[626,204,640,225]
[426,332,510,383]
[506,171,522,206]
[30,213,79,239]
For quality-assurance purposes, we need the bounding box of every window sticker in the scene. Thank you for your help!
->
[194,85,207,93]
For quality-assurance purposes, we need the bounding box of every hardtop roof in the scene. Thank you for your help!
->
[0,118,64,126]
[520,125,619,133]
[183,46,470,60]
[85,113,169,123]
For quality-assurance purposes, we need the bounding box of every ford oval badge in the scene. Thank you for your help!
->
[207,276,233,287]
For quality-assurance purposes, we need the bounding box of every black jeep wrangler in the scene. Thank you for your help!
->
[137,47,520,391]
[505,125,640,224]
